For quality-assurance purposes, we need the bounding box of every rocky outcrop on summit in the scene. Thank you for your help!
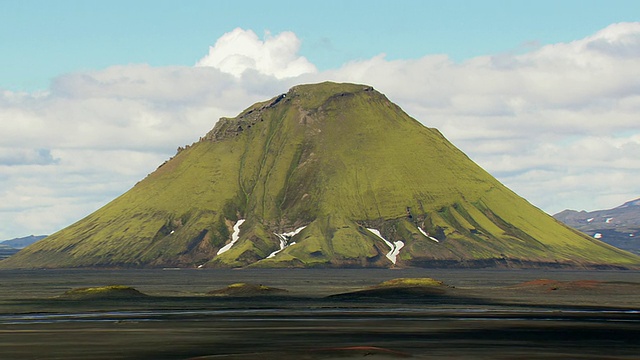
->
[3,82,639,269]
[204,94,287,142]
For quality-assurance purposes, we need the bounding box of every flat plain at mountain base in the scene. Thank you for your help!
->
[0,269,638,359]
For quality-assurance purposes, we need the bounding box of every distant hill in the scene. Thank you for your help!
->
[0,245,20,260]
[0,235,47,260]
[0,235,47,249]
[554,198,640,255]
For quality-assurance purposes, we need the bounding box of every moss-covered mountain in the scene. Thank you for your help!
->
[3,82,639,269]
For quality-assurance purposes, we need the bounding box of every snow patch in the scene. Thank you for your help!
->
[388,241,405,263]
[367,228,392,249]
[418,227,439,243]
[267,226,306,259]
[367,228,404,264]
[217,219,246,255]
[594,233,603,239]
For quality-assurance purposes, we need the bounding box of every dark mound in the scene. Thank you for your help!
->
[513,279,603,291]
[207,283,288,297]
[60,285,148,299]
[329,277,450,300]
[511,279,640,293]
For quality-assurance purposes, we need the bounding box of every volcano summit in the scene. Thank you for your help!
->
[4,82,638,269]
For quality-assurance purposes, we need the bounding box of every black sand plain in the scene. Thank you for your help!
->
[0,268,638,359]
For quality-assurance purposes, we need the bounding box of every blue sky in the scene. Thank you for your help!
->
[1,0,639,239]
[2,0,638,90]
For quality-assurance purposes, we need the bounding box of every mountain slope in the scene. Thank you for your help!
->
[554,198,640,255]
[3,82,638,269]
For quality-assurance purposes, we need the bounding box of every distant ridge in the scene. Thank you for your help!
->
[2,82,638,269]
[0,235,47,249]
[0,247,19,261]
[554,198,640,255]
[0,235,47,261]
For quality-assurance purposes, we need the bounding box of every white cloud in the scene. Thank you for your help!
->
[195,28,317,79]
[1,24,640,239]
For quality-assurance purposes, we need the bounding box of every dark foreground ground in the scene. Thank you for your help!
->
[0,268,638,359]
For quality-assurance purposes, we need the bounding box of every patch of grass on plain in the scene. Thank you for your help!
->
[207,282,288,296]
[61,285,147,299]
[376,278,444,288]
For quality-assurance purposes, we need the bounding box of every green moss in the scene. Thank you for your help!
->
[377,278,444,287]
[228,283,247,288]
[207,282,288,296]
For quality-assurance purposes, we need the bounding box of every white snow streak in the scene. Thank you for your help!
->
[367,228,404,264]
[267,226,306,259]
[216,219,246,255]
[418,227,439,243]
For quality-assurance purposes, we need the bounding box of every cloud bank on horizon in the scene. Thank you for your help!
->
[1,24,639,239]
[196,28,317,78]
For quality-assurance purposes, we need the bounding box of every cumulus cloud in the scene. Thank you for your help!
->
[1,24,639,239]
[582,22,640,58]
[195,28,317,79]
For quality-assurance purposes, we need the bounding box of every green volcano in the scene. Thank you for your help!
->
[4,82,638,269]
